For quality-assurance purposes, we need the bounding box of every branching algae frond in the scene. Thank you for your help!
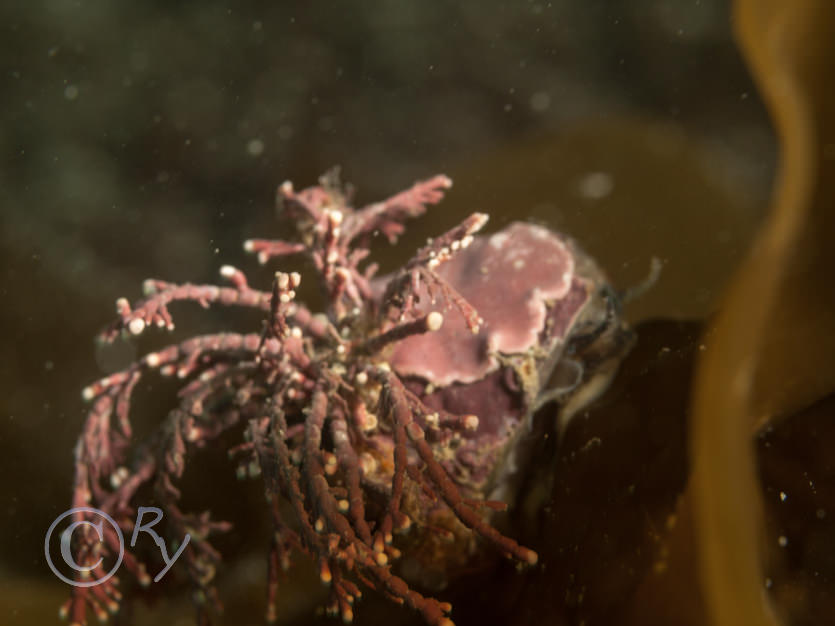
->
[65,171,631,625]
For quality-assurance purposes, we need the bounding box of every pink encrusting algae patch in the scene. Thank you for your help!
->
[390,222,575,386]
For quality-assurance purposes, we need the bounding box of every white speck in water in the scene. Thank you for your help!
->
[64,84,79,100]
[246,138,265,156]
[530,91,551,112]
[764,577,773,589]
[578,171,614,200]
[779,491,787,502]
[777,535,788,548]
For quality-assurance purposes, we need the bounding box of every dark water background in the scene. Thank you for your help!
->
[0,1,784,624]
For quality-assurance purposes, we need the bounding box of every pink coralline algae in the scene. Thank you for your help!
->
[64,171,631,626]
[390,221,583,385]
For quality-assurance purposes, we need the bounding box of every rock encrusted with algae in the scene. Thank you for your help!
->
[64,171,631,626]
